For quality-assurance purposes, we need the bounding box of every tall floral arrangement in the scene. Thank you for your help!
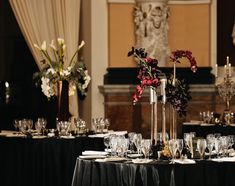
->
[128,47,197,117]
[33,38,91,100]
[127,47,161,103]
[166,50,197,116]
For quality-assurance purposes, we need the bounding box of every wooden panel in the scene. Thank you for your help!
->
[101,85,235,139]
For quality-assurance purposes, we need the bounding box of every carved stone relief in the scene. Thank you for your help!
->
[134,0,170,66]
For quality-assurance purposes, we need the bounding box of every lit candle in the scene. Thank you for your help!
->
[224,65,227,75]
[215,64,218,78]
[227,56,229,66]
[229,63,232,77]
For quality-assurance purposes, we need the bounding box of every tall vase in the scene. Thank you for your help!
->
[170,105,177,139]
[57,80,70,121]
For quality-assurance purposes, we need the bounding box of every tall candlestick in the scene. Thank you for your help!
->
[160,78,167,104]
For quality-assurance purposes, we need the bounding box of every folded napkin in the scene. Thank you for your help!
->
[82,151,108,156]
[132,159,153,164]
[88,131,127,138]
[79,155,107,160]
[95,157,127,162]
[211,157,235,162]
[174,159,196,164]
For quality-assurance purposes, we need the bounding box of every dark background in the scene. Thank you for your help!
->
[0,1,234,129]
[0,1,57,129]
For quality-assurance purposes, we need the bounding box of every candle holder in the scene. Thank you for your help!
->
[216,57,235,125]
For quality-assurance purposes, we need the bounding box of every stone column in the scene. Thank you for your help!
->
[134,0,170,66]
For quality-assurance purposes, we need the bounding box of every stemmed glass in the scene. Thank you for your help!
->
[176,139,184,159]
[133,133,142,154]
[168,139,178,163]
[197,139,207,160]
[206,134,215,159]
[104,135,111,152]
[141,139,151,159]
[13,119,19,131]
[128,132,136,153]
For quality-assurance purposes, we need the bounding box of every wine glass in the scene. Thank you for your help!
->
[13,119,19,131]
[104,135,111,152]
[197,139,207,160]
[128,132,136,153]
[168,139,178,163]
[133,133,142,154]
[141,139,151,159]
[206,135,215,159]
[176,139,184,159]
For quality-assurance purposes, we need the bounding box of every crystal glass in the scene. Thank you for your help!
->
[128,132,136,153]
[141,139,151,159]
[176,139,184,159]
[168,139,178,163]
[197,139,207,159]
[104,135,111,151]
[133,133,142,154]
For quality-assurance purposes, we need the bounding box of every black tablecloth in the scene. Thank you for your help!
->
[72,158,235,186]
[0,136,104,186]
[182,124,235,138]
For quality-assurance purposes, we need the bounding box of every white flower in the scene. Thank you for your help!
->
[62,68,71,76]
[58,38,64,45]
[62,44,66,52]
[41,41,47,51]
[46,68,56,75]
[41,77,54,98]
[82,70,91,90]
[78,40,85,50]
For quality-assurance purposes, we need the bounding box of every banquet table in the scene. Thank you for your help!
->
[72,158,235,186]
[182,123,235,138]
[0,133,105,186]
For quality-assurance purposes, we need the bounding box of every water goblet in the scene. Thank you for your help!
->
[141,139,151,159]
[133,133,142,154]
[128,132,136,153]
[104,135,111,152]
[176,139,184,159]
[197,139,207,160]
[168,139,178,163]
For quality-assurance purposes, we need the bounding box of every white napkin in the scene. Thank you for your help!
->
[211,157,235,162]
[95,157,127,162]
[82,151,108,156]
[132,159,153,164]
[174,159,196,164]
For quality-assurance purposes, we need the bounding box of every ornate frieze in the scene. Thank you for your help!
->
[134,0,170,65]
